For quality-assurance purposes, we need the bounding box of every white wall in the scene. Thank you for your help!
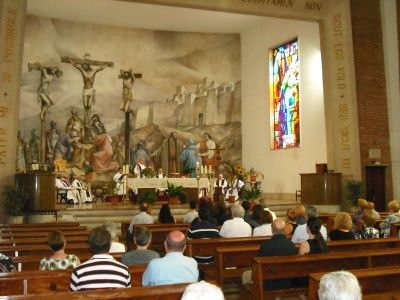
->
[241,18,327,194]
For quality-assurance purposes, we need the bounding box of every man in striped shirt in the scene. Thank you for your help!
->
[69,226,131,291]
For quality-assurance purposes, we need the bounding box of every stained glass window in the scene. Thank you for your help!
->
[270,38,300,149]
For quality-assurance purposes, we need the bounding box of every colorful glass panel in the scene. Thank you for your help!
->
[271,38,300,149]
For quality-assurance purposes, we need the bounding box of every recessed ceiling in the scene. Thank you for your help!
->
[27,0,268,33]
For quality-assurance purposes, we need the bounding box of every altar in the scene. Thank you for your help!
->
[127,177,210,190]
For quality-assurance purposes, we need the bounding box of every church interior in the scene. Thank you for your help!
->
[0,0,399,298]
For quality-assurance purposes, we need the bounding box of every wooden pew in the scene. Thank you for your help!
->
[241,248,400,300]
[0,230,90,240]
[0,222,80,229]
[122,222,189,252]
[0,283,189,300]
[0,235,88,247]
[12,252,125,272]
[212,237,400,287]
[308,266,400,300]
[0,264,146,296]
[0,226,87,234]
[0,243,91,257]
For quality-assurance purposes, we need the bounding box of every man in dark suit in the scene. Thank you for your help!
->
[243,218,297,289]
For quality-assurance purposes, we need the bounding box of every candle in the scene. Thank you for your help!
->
[205,165,208,174]
[201,165,204,174]
[209,165,212,173]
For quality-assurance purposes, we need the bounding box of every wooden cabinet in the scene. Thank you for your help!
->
[15,173,55,211]
[300,173,342,205]
[365,165,387,212]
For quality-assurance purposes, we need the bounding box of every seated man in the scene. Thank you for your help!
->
[142,230,199,286]
[128,203,154,234]
[71,175,92,203]
[69,226,131,291]
[121,227,160,266]
[183,200,198,224]
[55,174,80,204]
[318,271,362,300]
[219,204,252,238]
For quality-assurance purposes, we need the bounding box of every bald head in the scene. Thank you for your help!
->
[271,218,286,235]
[165,230,186,252]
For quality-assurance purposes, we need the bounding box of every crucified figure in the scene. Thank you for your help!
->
[118,69,135,113]
[28,62,62,121]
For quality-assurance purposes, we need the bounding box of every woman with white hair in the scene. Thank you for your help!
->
[181,280,224,300]
[104,222,125,253]
[318,271,361,300]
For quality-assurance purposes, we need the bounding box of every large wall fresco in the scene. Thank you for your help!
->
[18,16,241,180]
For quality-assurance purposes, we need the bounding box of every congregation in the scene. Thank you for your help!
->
[1,197,400,299]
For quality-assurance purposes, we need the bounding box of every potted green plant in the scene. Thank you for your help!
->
[138,190,157,206]
[248,167,264,182]
[343,179,365,211]
[2,185,29,224]
[83,164,94,182]
[142,167,155,178]
[241,184,262,203]
[165,182,184,205]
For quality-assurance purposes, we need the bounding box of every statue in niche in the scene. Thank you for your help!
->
[27,129,40,163]
[16,131,26,173]
[118,69,135,113]
[45,120,59,165]
[28,62,63,121]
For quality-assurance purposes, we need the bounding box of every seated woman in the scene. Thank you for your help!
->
[213,201,229,226]
[253,210,273,237]
[299,217,328,255]
[158,203,176,223]
[379,200,400,237]
[329,212,355,241]
[284,208,297,236]
[353,198,368,223]
[0,253,16,272]
[40,230,80,270]
[355,210,379,239]
[104,222,126,253]
[121,227,159,266]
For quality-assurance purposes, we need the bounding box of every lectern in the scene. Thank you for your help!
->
[15,173,55,211]
[300,173,342,205]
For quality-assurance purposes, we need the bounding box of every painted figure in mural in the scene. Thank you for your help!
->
[27,129,40,163]
[67,55,109,123]
[118,69,135,113]
[54,132,78,162]
[91,118,118,172]
[28,62,62,121]
[91,114,106,136]
[179,139,200,178]
[16,131,26,173]
[130,141,150,170]
[112,133,125,167]
[197,132,216,167]
[45,120,59,164]
[65,109,84,142]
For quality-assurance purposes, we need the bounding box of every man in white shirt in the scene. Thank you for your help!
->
[128,203,154,234]
[183,200,198,224]
[219,204,252,237]
[291,205,328,244]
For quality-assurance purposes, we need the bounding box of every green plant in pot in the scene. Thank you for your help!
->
[83,164,94,182]
[2,185,29,224]
[142,167,155,178]
[138,190,157,206]
[241,184,262,202]
[165,182,184,205]
[343,179,365,210]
